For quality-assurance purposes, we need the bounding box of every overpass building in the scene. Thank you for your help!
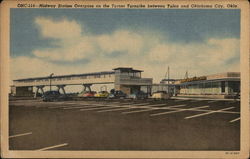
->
[11,67,153,97]
[11,68,240,99]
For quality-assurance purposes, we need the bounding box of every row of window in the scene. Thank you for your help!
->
[117,72,141,78]
[17,74,114,83]
[181,82,221,89]
[180,81,240,93]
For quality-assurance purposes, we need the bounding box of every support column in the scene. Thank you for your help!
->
[82,84,92,92]
[57,85,66,95]
[34,87,39,98]
[40,87,45,94]
[34,86,45,98]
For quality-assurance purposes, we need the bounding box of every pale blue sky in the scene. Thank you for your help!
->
[10,9,240,81]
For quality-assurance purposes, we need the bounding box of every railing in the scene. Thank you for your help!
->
[13,76,115,87]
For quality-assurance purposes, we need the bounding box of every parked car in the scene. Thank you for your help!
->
[94,91,109,98]
[108,90,127,99]
[66,92,79,97]
[82,91,96,97]
[78,91,87,97]
[35,92,43,97]
[151,91,171,99]
[128,91,148,99]
[42,91,69,102]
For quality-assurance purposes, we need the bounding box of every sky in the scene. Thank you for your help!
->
[10,9,240,84]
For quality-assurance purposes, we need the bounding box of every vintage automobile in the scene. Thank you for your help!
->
[82,91,96,97]
[77,91,87,97]
[94,91,109,98]
[151,91,171,99]
[127,91,148,99]
[108,90,127,99]
[42,91,69,102]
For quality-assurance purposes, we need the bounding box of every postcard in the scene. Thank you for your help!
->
[0,0,249,158]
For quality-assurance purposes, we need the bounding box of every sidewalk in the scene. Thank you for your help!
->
[172,96,240,101]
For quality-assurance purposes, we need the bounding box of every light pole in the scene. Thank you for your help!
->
[49,73,54,92]
[167,66,170,94]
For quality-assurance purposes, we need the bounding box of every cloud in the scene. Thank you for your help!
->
[12,16,240,84]
[10,56,80,80]
[33,17,146,61]
[35,17,82,40]
[33,37,96,61]
[34,17,98,62]
[97,30,144,55]
[147,37,240,78]
[148,44,173,62]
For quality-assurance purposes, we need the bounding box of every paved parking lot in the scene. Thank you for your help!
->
[9,98,240,150]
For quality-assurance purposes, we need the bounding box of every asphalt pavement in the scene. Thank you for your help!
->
[9,97,240,150]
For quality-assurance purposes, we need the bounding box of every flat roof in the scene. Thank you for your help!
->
[179,78,240,85]
[161,79,178,81]
[173,72,240,84]
[206,72,240,80]
[113,67,143,72]
[14,71,115,81]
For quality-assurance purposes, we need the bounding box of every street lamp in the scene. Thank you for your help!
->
[167,66,170,94]
[49,73,54,92]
